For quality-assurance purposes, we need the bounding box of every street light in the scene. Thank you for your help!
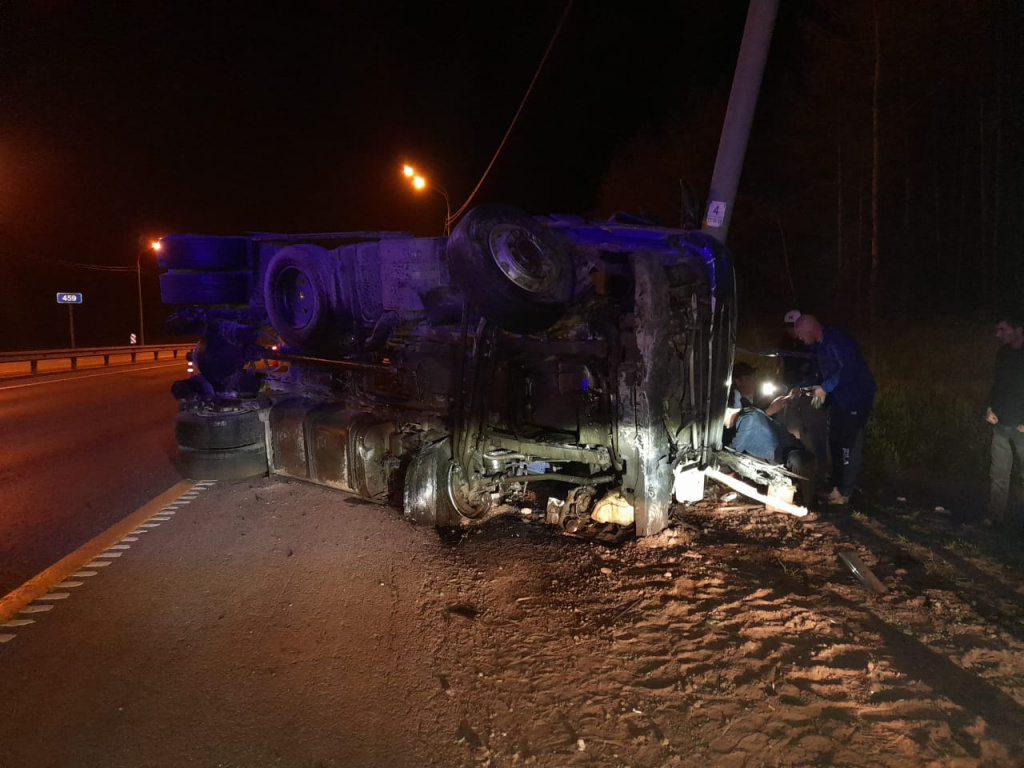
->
[400,164,452,236]
[138,238,161,346]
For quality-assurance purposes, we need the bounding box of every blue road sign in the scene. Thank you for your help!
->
[57,293,83,304]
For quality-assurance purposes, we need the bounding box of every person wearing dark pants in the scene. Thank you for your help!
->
[794,314,876,505]
[985,312,1024,527]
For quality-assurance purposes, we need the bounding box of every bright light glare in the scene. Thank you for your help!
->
[402,165,415,177]
[761,382,777,396]
[150,240,163,252]
[412,175,426,190]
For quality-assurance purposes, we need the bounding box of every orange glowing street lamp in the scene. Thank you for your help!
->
[137,238,162,346]
[400,164,452,235]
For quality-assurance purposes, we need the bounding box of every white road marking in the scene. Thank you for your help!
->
[0,634,15,643]
[0,480,196,635]
[0,361,184,392]
[1,619,34,628]
[131,529,150,534]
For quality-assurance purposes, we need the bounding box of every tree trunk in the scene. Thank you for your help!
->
[869,0,881,321]
[775,207,796,304]
[992,48,1002,293]
[900,63,912,289]
[956,112,969,305]
[932,96,943,292]
[836,105,843,286]
[979,93,988,298]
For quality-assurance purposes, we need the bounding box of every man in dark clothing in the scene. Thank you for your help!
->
[794,314,876,505]
[985,313,1024,526]
[779,310,828,476]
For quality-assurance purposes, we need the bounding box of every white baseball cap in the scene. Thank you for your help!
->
[783,309,802,324]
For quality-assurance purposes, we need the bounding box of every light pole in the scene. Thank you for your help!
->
[138,238,161,345]
[402,164,452,235]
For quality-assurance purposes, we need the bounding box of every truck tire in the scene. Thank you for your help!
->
[157,235,250,270]
[175,407,264,451]
[176,443,268,481]
[160,271,253,305]
[403,438,491,528]
[263,246,350,353]
[447,205,572,334]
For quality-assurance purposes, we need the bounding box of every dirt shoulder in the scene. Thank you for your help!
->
[428,492,1024,767]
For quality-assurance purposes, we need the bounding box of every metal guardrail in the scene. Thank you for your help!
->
[0,343,195,375]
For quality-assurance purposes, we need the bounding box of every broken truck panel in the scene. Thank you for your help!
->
[160,204,768,536]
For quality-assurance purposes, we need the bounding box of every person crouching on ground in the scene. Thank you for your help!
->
[794,314,876,506]
[724,389,817,510]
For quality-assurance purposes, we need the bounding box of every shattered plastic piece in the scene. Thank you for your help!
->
[934,506,947,514]
[545,497,565,525]
[673,464,705,502]
[576,738,586,752]
[590,491,635,525]
[897,496,907,502]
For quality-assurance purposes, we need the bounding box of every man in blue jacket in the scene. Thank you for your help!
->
[794,314,876,505]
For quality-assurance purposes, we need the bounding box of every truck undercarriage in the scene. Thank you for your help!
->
[161,205,802,537]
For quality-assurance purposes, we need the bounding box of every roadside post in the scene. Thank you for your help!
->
[56,292,83,348]
[701,0,779,245]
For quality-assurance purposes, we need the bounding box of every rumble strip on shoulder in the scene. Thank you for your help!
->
[0,481,217,643]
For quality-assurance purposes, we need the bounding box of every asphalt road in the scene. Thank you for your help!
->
[0,362,184,596]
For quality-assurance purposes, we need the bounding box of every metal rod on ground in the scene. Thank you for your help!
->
[703,467,807,517]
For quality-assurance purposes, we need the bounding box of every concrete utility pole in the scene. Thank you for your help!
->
[701,0,779,244]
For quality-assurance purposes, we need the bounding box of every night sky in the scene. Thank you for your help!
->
[0,1,757,349]
[8,2,1014,350]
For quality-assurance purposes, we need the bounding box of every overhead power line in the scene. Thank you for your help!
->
[448,0,574,225]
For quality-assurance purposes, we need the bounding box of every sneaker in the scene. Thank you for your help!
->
[826,487,847,505]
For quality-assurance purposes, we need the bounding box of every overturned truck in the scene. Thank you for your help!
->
[160,205,794,537]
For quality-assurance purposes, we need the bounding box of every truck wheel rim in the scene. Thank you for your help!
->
[278,267,315,329]
[487,224,553,294]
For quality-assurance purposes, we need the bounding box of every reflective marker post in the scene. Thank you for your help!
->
[56,293,83,349]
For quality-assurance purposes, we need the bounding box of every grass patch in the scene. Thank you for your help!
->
[866,384,988,478]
